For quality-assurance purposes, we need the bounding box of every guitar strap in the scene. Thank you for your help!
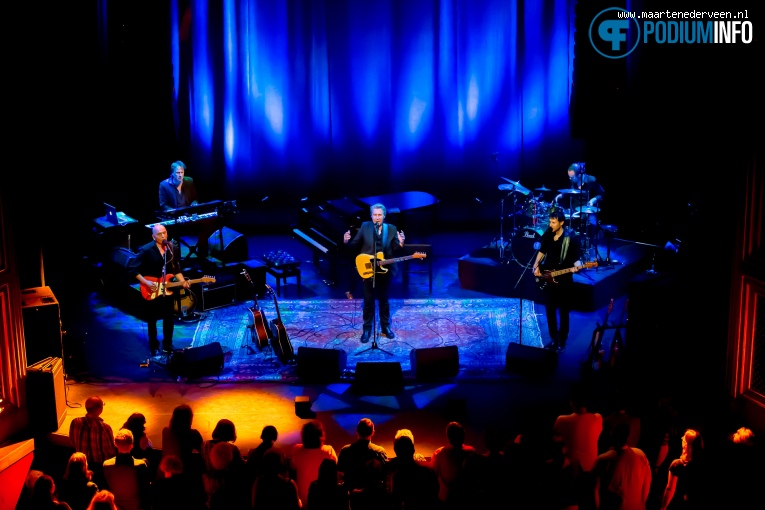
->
[560,230,570,265]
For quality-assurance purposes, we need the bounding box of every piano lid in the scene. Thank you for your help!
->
[355,191,439,214]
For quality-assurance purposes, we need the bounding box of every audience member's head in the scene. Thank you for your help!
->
[122,413,147,440]
[732,427,755,446]
[209,441,237,471]
[85,396,105,416]
[211,418,237,442]
[86,490,119,510]
[169,404,194,434]
[32,474,57,505]
[159,455,184,478]
[393,435,415,459]
[301,420,326,449]
[446,421,466,447]
[610,422,631,449]
[24,470,44,493]
[317,458,339,485]
[261,425,278,443]
[681,429,703,464]
[261,447,287,477]
[357,418,375,439]
[64,451,92,482]
[361,459,384,488]
[114,428,134,453]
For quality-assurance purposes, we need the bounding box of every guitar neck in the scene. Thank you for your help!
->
[267,285,282,322]
[547,266,578,278]
[163,278,207,289]
[378,254,420,266]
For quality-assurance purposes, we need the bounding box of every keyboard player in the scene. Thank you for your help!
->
[157,160,212,259]
[159,160,198,211]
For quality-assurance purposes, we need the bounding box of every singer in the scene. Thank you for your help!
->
[128,225,190,356]
[533,210,582,353]
[343,203,405,343]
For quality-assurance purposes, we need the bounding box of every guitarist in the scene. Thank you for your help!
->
[128,225,190,356]
[343,203,405,343]
[533,209,582,353]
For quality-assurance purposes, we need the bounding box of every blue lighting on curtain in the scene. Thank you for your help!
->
[174,0,573,192]
[191,0,213,153]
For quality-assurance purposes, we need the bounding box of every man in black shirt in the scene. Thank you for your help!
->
[533,210,582,353]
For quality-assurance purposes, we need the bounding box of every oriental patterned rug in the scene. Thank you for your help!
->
[190,298,542,382]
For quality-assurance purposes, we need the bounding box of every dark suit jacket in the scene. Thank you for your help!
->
[159,176,197,211]
[346,221,403,276]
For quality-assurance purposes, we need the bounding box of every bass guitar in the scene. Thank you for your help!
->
[536,262,597,289]
[141,275,216,301]
[265,284,295,364]
[241,269,269,351]
[356,252,427,279]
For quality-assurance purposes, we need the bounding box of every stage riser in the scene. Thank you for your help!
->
[458,249,646,312]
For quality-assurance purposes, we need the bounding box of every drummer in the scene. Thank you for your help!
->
[554,162,605,236]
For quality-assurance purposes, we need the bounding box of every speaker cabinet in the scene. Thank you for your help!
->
[353,362,403,395]
[506,343,558,377]
[296,347,347,382]
[410,346,459,381]
[21,287,63,367]
[236,260,267,301]
[170,342,225,379]
[208,227,248,262]
[27,357,67,434]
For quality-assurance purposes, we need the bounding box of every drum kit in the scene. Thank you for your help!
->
[493,177,603,267]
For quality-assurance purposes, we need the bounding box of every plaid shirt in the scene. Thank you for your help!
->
[69,416,117,464]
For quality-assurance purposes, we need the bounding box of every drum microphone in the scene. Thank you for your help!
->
[534,241,541,251]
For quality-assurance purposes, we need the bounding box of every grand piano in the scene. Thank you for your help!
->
[292,191,439,284]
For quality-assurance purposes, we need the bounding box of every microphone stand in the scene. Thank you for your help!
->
[356,223,393,356]
[513,246,539,345]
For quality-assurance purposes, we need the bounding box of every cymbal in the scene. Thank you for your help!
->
[498,180,530,195]
[535,186,551,192]
[576,206,600,214]
[558,188,583,194]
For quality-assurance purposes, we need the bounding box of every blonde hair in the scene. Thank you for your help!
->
[87,490,118,510]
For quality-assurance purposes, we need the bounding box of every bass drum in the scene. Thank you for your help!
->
[511,226,546,268]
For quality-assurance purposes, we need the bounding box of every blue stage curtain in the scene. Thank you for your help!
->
[171,0,574,200]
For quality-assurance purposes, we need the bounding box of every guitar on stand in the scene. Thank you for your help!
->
[585,298,613,372]
[241,269,270,353]
[608,299,628,370]
[265,284,295,364]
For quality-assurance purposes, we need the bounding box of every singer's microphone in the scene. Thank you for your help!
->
[161,239,168,246]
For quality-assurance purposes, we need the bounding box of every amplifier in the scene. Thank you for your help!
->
[21,287,63,367]
[201,275,237,311]
[27,357,67,433]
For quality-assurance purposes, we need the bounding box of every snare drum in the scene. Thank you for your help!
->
[511,226,546,267]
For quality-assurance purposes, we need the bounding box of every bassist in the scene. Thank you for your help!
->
[128,225,190,356]
[343,203,405,343]
[533,209,582,353]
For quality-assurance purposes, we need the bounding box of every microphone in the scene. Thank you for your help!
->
[161,239,168,246]
[374,221,381,227]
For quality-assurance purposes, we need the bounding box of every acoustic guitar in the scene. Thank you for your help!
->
[241,269,269,351]
[536,262,597,289]
[355,252,427,279]
[140,275,215,301]
[265,284,295,364]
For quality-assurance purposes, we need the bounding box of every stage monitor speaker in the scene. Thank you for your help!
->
[208,227,248,262]
[506,343,558,377]
[21,287,63,367]
[26,357,67,434]
[296,347,347,383]
[353,362,403,395]
[410,346,459,381]
[170,342,224,379]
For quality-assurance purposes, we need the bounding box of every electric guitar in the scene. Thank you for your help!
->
[241,269,269,351]
[140,275,216,301]
[356,252,427,279]
[536,262,597,289]
[265,284,295,364]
